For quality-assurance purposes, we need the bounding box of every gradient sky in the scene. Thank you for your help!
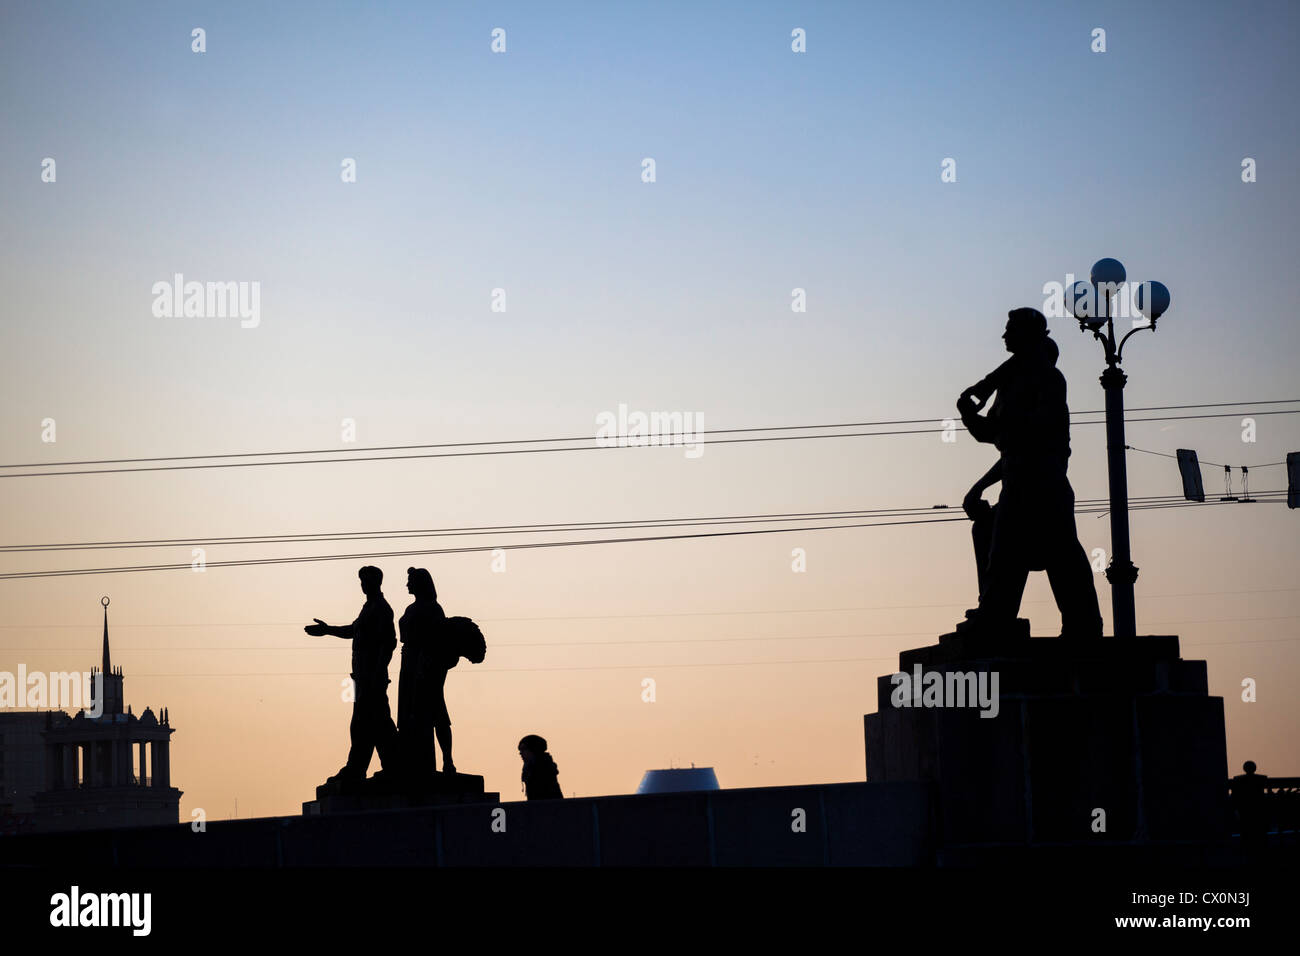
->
[2,0,1297,820]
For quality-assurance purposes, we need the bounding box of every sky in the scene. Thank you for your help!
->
[1,0,1297,821]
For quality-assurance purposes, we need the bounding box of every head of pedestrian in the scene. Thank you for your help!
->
[357,565,383,595]
[518,734,547,764]
[1002,307,1048,355]
[406,567,437,600]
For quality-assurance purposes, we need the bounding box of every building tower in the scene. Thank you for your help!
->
[97,594,124,718]
[1,597,183,833]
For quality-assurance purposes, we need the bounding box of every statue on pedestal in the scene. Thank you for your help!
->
[305,566,399,792]
[397,568,457,778]
[956,308,1103,639]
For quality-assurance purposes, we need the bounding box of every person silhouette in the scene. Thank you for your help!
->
[518,734,563,800]
[397,568,456,777]
[1231,760,1269,852]
[956,309,1103,639]
[305,566,398,787]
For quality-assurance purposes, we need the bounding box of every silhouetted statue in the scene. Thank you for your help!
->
[305,566,399,788]
[962,462,999,608]
[1231,760,1269,851]
[397,568,456,777]
[956,309,1103,639]
[518,734,563,800]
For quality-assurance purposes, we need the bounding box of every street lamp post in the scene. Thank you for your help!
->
[1068,259,1170,639]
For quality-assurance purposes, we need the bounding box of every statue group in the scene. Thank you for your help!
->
[306,565,460,791]
[305,566,564,801]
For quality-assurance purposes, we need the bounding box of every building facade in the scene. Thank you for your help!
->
[0,598,181,833]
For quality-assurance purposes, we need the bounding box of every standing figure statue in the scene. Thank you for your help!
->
[305,565,399,788]
[397,568,457,777]
[955,308,1103,639]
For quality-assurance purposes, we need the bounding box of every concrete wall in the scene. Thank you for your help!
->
[0,781,935,867]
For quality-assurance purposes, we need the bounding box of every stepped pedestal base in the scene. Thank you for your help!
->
[303,770,497,816]
[863,633,1229,846]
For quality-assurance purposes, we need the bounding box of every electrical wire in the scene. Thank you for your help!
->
[0,495,1283,581]
[0,494,1206,554]
[4,407,1297,479]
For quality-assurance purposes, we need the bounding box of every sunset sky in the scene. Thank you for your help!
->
[2,0,1297,821]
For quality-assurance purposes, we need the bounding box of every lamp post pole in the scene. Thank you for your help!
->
[1070,260,1170,640]
[1101,362,1137,639]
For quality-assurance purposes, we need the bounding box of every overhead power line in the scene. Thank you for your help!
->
[5,399,1295,468]
[2,403,1296,479]
[7,612,1299,652]
[1126,445,1287,470]
[0,516,970,579]
[4,584,1296,632]
[19,622,1300,678]
[0,494,1282,581]
[0,494,1203,554]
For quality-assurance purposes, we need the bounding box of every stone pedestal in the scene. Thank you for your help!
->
[303,770,497,816]
[863,632,1229,846]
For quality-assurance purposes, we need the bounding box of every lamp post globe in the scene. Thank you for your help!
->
[1090,257,1127,286]
[1136,280,1171,324]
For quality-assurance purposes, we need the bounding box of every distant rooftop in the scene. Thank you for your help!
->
[636,767,720,795]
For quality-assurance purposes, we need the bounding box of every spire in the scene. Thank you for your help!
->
[96,596,124,717]
[101,595,112,675]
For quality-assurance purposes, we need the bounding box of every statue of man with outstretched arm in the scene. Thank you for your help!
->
[306,565,399,787]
